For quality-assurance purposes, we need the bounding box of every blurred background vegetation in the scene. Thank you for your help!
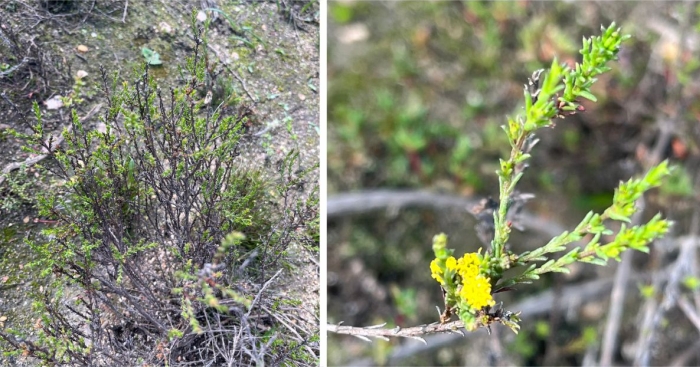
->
[327,1,700,366]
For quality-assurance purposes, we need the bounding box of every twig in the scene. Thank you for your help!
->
[261,305,316,359]
[328,190,564,238]
[688,199,700,311]
[677,296,700,333]
[599,201,645,366]
[328,321,460,343]
[328,190,480,218]
[80,0,96,24]
[122,0,128,23]
[338,268,672,366]
[206,44,257,103]
[0,103,102,186]
[73,51,88,63]
[626,5,695,365]
[0,57,28,78]
[253,120,279,137]
[246,268,283,318]
[634,236,695,366]
[669,339,700,367]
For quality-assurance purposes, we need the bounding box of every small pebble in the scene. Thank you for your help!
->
[76,45,89,53]
[158,22,173,34]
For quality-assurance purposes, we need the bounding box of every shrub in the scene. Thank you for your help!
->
[0,18,318,366]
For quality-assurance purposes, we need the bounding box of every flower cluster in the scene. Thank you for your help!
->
[430,252,495,311]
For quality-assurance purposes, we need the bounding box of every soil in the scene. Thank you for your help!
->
[0,0,319,365]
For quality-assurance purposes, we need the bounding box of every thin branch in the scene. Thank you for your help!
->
[122,0,128,23]
[206,43,257,103]
[337,268,672,366]
[677,296,700,333]
[246,269,283,318]
[328,190,479,218]
[0,103,102,186]
[599,200,645,366]
[626,5,695,365]
[328,189,565,239]
[328,321,464,343]
[634,236,695,366]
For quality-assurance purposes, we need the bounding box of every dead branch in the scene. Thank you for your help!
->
[332,266,675,366]
[327,321,465,344]
[328,190,566,238]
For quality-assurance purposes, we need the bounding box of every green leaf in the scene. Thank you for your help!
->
[579,256,607,266]
[578,90,597,102]
[644,160,670,186]
[606,207,631,223]
[141,47,163,66]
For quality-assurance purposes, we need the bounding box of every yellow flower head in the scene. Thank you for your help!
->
[456,253,481,280]
[454,251,495,311]
[430,259,444,284]
[460,274,495,311]
[430,256,458,285]
[431,252,495,310]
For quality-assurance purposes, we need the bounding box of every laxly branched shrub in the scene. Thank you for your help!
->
[329,23,671,341]
[0,17,318,366]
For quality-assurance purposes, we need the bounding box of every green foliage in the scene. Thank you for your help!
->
[204,8,261,48]
[430,24,672,333]
[639,283,655,299]
[683,276,700,291]
[329,2,354,24]
[511,327,538,359]
[0,165,32,212]
[141,47,162,65]
[660,164,694,197]
[535,320,550,338]
[390,285,418,322]
[329,3,527,192]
